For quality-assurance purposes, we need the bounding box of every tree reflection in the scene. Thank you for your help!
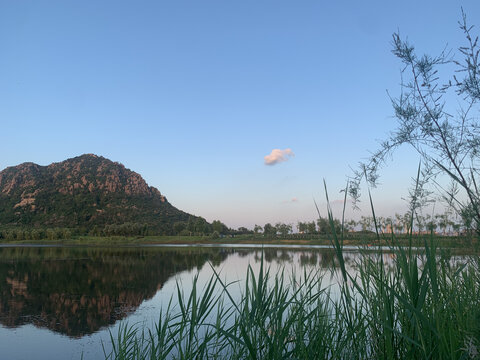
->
[0,246,363,338]
[0,247,231,337]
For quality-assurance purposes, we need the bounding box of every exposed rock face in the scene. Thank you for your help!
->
[44,154,160,197]
[0,154,189,231]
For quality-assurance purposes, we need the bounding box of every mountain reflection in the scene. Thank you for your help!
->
[0,246,232,337]
[0,246,344,338]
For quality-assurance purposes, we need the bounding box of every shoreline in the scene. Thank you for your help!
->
[1,234,479,253]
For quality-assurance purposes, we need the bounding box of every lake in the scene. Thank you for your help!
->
[0,244,472,359]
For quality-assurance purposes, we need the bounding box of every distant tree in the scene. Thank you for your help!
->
[212,220,223,234]
[142,224,148,236]
[211,220,229,235]
[316,218,328,234]
[402,213,413,234]
[415,214,426,233]
[305,221,315,234]
[275,223,292,237]
[179,229,190,236]
[452,222,461,235]
[90,225,101,237]
[297,222,307,234]
[375,216,384,233]
[384,217,393,233]
[263,223,277,237]
[316,216,341,235]
[194,217,209,234]
[346,219,357,232]
[46,229,56,240]
[426,214,437,233]
[436,214,449,235]
[62,228,72,239]
[187,217,195,235]
[237,227,251,235]
[461,204,476,234]
[333,219,342,234]
[30,229,40,240]
[15,230,25,241]
[253,224,263,234]
[173,222,186,235]
[359,216,372,232]
[394,214,404,234]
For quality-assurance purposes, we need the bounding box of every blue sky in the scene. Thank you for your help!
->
[1,1,479,228]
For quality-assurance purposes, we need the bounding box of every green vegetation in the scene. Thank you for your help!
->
[1,231,479,251]
[103,237,480,359]
[1,222,479,252]
[350,10,480,235]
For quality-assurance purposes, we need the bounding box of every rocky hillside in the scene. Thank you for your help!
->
[0,154,193,233]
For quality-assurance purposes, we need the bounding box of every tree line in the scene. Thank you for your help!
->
[250,210,475,237]
[0,228,72,241]
[0,208,474,241]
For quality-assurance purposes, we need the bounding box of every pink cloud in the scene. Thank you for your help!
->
[264,148,294,166]
[281,197,299,204]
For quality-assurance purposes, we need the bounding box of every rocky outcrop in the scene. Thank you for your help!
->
[0,154,191,231]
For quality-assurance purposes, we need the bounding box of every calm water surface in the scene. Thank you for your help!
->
[0,245,469,359]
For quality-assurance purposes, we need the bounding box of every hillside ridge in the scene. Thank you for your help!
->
[0,154,193,233]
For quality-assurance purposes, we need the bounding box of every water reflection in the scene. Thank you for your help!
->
[0,246,361,339]
[0,247,233,337]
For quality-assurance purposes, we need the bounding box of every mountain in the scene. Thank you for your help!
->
[0,154,194,233]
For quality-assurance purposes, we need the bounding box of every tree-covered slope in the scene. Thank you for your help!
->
[0,154,193,233]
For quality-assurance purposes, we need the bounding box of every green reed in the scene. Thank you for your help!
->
[105,199,480,360]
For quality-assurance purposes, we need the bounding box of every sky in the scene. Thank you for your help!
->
[1,1,479,229]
